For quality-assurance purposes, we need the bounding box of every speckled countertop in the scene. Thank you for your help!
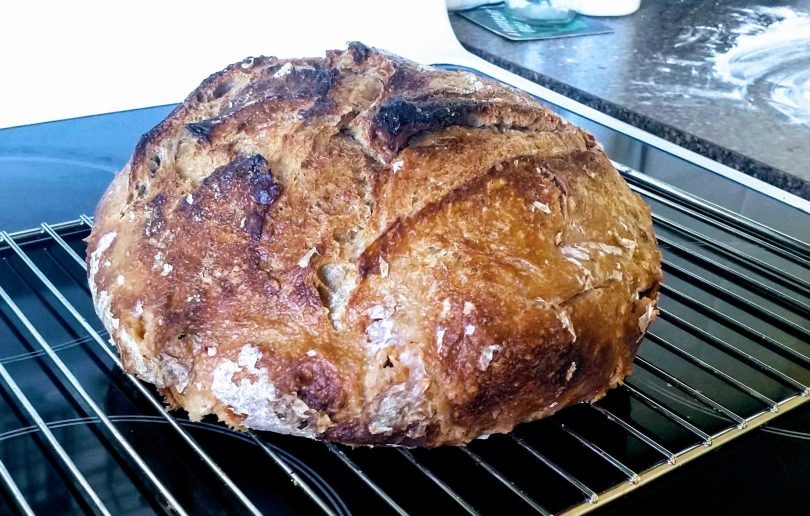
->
[450,0,810,200]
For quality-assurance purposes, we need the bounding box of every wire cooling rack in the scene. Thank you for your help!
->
[0,161,808,515]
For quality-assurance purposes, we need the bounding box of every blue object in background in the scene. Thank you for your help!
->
[0,105,174,232]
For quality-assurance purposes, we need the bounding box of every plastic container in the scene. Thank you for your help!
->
[504,0,576,25]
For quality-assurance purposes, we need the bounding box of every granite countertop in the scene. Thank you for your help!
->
[450,0,810,200]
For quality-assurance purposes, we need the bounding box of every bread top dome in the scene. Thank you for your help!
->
[86,43,661,446]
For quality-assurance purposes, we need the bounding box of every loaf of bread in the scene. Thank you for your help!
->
[87,43,662,447]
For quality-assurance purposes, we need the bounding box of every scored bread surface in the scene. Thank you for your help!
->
[86,43,662,447]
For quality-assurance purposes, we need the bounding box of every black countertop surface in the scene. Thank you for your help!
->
[451,0,810,200]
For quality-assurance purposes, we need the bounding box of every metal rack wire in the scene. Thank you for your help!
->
[0,160,807,515]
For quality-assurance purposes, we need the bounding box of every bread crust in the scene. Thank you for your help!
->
[86,43,662,447]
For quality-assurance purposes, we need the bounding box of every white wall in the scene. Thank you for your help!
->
[0,0,465,128]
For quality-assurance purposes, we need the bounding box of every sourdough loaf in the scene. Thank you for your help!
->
[86,43,662,446]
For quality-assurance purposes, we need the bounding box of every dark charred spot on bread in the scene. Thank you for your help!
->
[389,65,428,92]
[212,80,235,100]
[280,67,339,120]
[148,153,162,177]
[130,110,184,176]
[297,66,336,99]
[296,68,339,118]
[373,97,477,154]
[186,119,220,142]
[174,154,280,242]
[203,154,277,204]
[227,62,337,117]
[347,41,370,64]
[292,356,343,414]
[246,156,282,205]
[132,131,155,173]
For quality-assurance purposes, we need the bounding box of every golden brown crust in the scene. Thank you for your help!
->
[86,42,662,447]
